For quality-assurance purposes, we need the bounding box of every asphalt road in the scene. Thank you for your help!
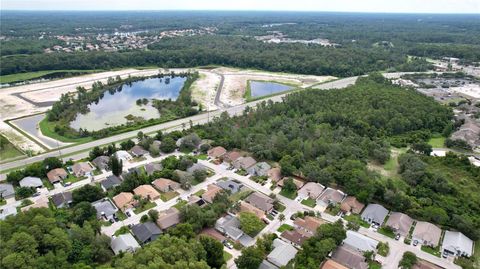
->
[1,76,357,172]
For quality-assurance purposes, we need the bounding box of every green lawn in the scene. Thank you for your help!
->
[274,202,286,212]
[114,226,130,236]
[116,211,127,221]
[301,198,316,208]
[0,199,6,206]
[378,227,396,239]
[0,69,100,84]
[228,189,253,203]
[173,200,188,210]
[277,224,294,233]
[63,174,85,184]
[279,188,297,199]
[223,251,233,262]
[368,261,382,269]
[343,214,370,228]
[428,136,446,148]
[0,135,24,160]
[196,154,208,160]
[39,118,93,143]
[133,201,156,214]
[160,191,179,202]
[421,245,441,257]
[194,189,206,197]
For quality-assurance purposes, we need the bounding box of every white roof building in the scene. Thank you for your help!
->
[114,150,132,162]
[267,239,298,267]
[19,176,43,188]
[343,230,379,253]
[111,233,141,255]
[442,231,474,257]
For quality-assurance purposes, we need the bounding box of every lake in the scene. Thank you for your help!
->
[250,81,293,97]
[70,76,186,131]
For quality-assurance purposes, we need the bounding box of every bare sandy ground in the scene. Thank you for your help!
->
[216,67,335,106]
[0,67,333,154]
[452,84,480,99]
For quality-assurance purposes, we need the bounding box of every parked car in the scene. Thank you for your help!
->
[126,211,131,217]
[223,240,233,249]
[412,240,418,246]
[395,234,401,240]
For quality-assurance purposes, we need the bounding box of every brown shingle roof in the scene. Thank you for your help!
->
[340,196,365,214]
[294,216,324,236]
[267,167,282,182]
[245,192,274,212]
[152,178,180,192]
[47,168,68,183]
[385,212,414,236]
[113,192,136,212]
[331,245,368,269]
[202,184,223,203]
[321,259,349,269]
[208,146,227,158]
[156,208,180,230]
[240,201,266,219]
[223,151,242,163]
[412,221,442,247]
[281,229,308,246]
[133,185,160,200]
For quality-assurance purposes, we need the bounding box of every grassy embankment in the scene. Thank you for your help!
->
[0,135,24,160]
[0,69,100,84]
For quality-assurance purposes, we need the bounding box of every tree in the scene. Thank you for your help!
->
[71,202,97,226]
[110,155,123,176]
[282,178,297,194]
[199,235,225,268]
[167,223,196,239]
[42,157,63,171]
[160,137,177,153]
[148,209,159,222]
[235,246,264,269]
[279,155,296,176]
[411,142,432,156]
[193,169,208,183]
[15,186,34,199]
[279,213,285,221]
[140,214,149,223]
[72,184,104,204]
[399,251,417,269]
[89,146,104,161]
[120,139,135,150]
[239,212,265,237]
[148,143,160,157]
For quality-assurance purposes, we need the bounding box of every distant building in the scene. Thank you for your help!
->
[156,208,181,230]
[201,184,223,203]
[331,245,368,269]
[114,150,132,162]
[113,192,137,212]
[144,163,162,176]
[317,188,345,207]
[343,230,379,253]
[208,146,227,159]
[247,162,271,177]
[133,185,160,201]
[233,156,257,170]
[130,145,149,157]
[216,179,243,194]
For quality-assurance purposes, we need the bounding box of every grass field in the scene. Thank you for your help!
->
[194,189,206,197]
[343,214,370,228]
[0,69,100,84]
[133,201,156,214]
[301,198,316,207]
[427,136,446,148]
[378,227,396,239]
[39,118,93,143]
[279,188,297,199]
[223,251,233,262]
[160,191,179,202]
[277,224,294,233]
[0,135,24,160]
[421,245,441,257]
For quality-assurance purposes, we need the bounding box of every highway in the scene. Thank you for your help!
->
[0,76,358,172]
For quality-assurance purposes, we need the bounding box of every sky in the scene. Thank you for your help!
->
[1,0,479,13]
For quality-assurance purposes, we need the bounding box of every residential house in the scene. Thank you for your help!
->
[92,198,118,221]
[259,260,279,269]
[245,192,274,213]
[19,176,43,189]
[201,228,227,242]
[293,216,324,237]
[361,204,389,226]
[156,207,181,230]
[152,178,181,192]
[412,221,442,247]
[267,239,298,268]
[144,163,162,176]
[340,196,365,215]
[111,233,141,255]
[222,151,242,163]
[317,188,346,207]
[51,192,73,208]
[22,196,49,212]
[343,230,379,253]
[202,184,223,203]
[278,177,304,190]
[321,259,348,269]
[46,168,68,184]
[281,229,309,247]
[216,179,243,194]
[267,167,282,182]
[331,245,368,269]
[240,201,266,219]
[131,222,162,244]
[92,156,110,171]
[215,214,254,246]
[208,146,227,159]
[0,206,17,220]
[247,162,272,177]
[188,195,205,206]
[186,163,208,174]
[100,175,122,192]
[114,150,132,162]
[0,183,15,199]
[72,162,94,177]
[385,212,414,237]
[233,156,257,170]
[113,192,137,212]
[133,185,160,200]
[297,182,325,200]
[441,231,474,257]
[130,145,149,157]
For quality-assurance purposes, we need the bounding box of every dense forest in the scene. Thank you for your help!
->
[2,11,479,77]
[189,75,479,239]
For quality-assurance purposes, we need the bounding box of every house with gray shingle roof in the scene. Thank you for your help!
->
[92,156,110,171]
[361,204,388,226]
[111,233,141,255]
[343,230,379,253]
[131,222,162,244]
[100,175,122,192]
[19,176,43,188]
[92,198,118,221]
[247,162,271,177]
[385,212,414,236]
[216,179,243,194]
[0,183,15,199]
[441,231,474,257]
[51,192,73,208]
[267,239,298,268]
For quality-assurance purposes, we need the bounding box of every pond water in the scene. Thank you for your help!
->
[250,81,293,97]
[70,76,186,131]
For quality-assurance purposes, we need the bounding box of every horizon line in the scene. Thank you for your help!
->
[1,9,479,15]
